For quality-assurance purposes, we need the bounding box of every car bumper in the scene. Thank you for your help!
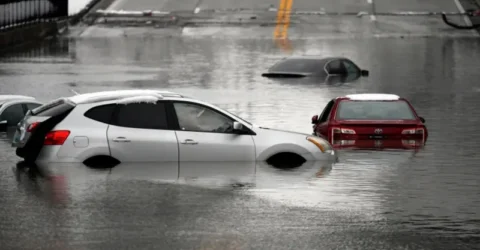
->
[331,139,425,150]
[302,149,338,162]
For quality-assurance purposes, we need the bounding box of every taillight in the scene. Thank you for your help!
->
[44,130,70,145]
[402,128,424,135]
[332,127,356,134]
[27,122,40,132]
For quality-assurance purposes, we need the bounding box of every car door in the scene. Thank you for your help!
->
[315,99,335,139]
[0,103,25,127]
[171,101,256,163]
[107,101,179,164]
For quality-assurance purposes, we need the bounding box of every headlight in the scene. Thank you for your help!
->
[306,136,331,153]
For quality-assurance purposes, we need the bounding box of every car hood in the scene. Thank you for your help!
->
[252,125,313,137]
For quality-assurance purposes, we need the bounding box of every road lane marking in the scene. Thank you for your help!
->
[366,0,376,21]
[274,0,287,38]
[274,0,293,39]
[452,0,478,35]
[107,0,127,10]
[452,0,473,26]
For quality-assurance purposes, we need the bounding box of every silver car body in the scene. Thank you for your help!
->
[13,90,336,164]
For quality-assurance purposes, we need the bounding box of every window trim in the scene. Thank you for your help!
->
[109,101,172,130]
[169,100,256,135]
[0,103,26,123]
[334,100,418,121]
[324,59,340,75]
[340,59,361,74]
[83,103,117,125]
[22,102,42,114]
[318,99,335,123]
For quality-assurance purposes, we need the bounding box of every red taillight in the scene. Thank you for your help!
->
[401,128,424,135]
[44,130,70,145]
[27,122,40,132]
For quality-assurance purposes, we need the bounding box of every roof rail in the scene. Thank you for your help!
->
[68,89,185,105]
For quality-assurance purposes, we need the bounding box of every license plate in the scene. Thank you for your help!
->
[369,135,385,139]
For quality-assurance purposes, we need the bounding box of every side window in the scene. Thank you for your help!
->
[341,60,359,74]
[325,60,346,75]
[114,102,168,130]
[173,102,234,133]
[24,103,42,113]
[318,100,335,123]
[84,104,116,124]
[0,104,25,126]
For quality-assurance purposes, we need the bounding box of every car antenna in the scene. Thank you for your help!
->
[70,89,80,95]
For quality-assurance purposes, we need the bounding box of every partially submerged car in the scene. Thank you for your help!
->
[12,89,336,167]
[311,94,428,150]
[261,56,369,81]
[0,95,42,132]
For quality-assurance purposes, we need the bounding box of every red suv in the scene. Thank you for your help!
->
[311,94,428,150]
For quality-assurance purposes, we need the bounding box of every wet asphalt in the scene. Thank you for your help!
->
[1,0,480,249]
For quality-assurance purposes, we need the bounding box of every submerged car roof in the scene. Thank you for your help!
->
[339,94,402,101]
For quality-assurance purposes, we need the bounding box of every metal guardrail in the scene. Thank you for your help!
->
[92,8,478,18]
[0,0,68,31]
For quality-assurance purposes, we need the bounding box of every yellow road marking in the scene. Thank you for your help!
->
[274,0,293,52]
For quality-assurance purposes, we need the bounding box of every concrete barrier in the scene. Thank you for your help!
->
[0,22,59,54]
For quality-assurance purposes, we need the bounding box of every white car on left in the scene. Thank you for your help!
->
[12,89,337,167]
[0,95,42,132]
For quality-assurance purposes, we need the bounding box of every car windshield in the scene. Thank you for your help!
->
[268,59,321,73]
[336,100,416,120]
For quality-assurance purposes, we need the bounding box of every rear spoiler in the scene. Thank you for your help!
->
[30,89,80,116]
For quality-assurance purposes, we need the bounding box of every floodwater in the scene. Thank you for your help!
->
[1,4,480,249]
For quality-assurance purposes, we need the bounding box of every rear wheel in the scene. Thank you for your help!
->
[83,155,120,169]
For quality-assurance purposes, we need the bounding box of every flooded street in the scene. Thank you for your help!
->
[1,0,480,248]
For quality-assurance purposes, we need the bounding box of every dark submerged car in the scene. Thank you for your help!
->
[261,57,369,83]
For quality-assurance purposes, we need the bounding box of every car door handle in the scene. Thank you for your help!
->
[181,139,198,145]
[113,137,131,143]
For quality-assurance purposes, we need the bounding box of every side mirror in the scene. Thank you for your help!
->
[0,120,7,132]
[311,115,319,124]
[361,70,369,76]
[233,121,243,131]
[419,117,425,123]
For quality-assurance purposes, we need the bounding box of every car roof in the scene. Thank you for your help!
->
[339,93,402,101]
[66,89,188,105]
[0,95,36,105]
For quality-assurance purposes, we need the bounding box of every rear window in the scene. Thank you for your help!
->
[84,104,116,124]
[32,99,74,117]
[336,101,416,120]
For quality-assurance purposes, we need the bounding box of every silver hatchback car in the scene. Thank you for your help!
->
[12,89,336,166]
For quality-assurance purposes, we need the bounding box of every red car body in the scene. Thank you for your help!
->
[312,94,428,150]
